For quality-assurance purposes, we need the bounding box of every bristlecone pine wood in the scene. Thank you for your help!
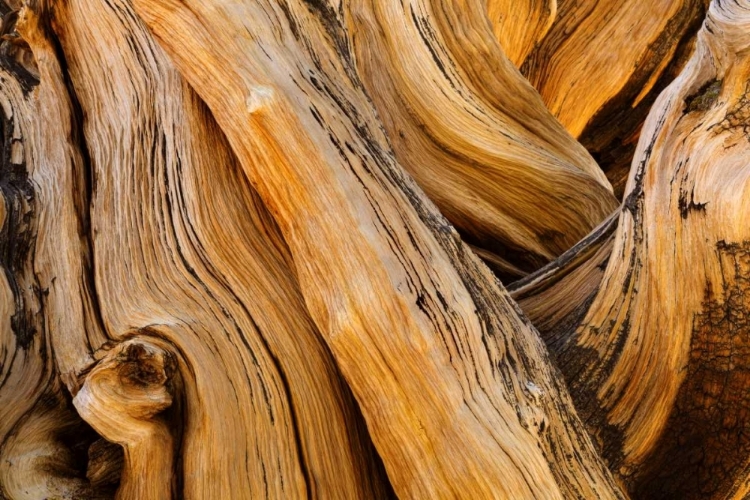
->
[0,0,747,498]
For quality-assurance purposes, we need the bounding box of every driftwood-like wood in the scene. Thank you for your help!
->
[487,0,709,196]
[134,0,626,498]
[550,2,750,497]
[345,0,617,280]
[49,0,394,496]
[0,1,392,498]
[521,0,708,138]
[0,8,111,498]
[0,0,749,498]
[508,213,617,342]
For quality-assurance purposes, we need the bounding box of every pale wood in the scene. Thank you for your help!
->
[48,0,391,495]
[0,0,748,498]
[73,338,178,500]
[0,8,108,498]
[1,1,390,498]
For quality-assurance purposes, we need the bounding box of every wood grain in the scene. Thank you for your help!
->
[487,0,709,197]
[551,2,750,496]
[7,0,392,497]
[0,7,109,497]
[345,0,617,280]
[485,0,556,66]
[133,0,626,497]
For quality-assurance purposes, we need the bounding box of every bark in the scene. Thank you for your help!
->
[0,0,748,498]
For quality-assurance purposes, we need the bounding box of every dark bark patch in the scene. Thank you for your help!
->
[712,83,750,138]
[0,7,39,93]
[0,78,39,350]
[632,240,750,499]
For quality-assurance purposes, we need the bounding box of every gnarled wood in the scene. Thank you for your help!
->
[345,0,617,280]
[3,0,750,498]
[489,0,709,196]
[73,337,179,500]
[134,0,626,498]
[551,2,750,497]
[508,212,617,343]
[49,0,388,498]
[9,0,392,497]
[0,6,109,497]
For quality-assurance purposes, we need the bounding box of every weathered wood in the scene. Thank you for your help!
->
[488,0,709,196]
[0,7,110,497]
[133,0,626,498]
[508,212,617,344]
[550,2,750,497]
[53,0,394,495]
[3,0,750,498]
[344,0,617,280]
[0,1,393,498]
[485,0,555,66]
[73,337,179,500]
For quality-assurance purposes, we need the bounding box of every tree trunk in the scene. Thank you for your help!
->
[0,0,748,498]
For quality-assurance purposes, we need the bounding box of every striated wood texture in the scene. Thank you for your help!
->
[2,0,391,498]
[50,0,394,496]
[134,0,626,498]
[0,0,749,498]
[485,0,556,66]
[508,212,617,341]
[0,7,112,498]
[343,0,618,280]
[488,0,709,197]
[549,1,750,497]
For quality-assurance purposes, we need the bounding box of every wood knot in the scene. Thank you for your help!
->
[118,341,176,388]
[72,337,179,445]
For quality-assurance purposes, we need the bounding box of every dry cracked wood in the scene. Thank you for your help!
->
[0,41,51,500]
[134,0,626,498]
[485,0,555,66]
[344,0,618,280]
[3,0,750,498]
[549,1,750,497]
[521,0,709,138]
[487,0,709,196]
[2,0,392,497]
[0,7,114,498]
[49,0,394,496]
